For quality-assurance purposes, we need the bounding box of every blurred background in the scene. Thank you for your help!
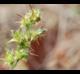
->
[0,4,80,70]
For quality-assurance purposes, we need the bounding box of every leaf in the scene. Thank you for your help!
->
[5,50,14,66]
[15,49,28,61]
[30,9,40,23]
[31,29,44,41]
[19,38,29,49]
[36,29,44,35]
[20,9,40,29]
[19,49,29,58]
[11,30,22,43]
[8,39,18,43]
[15,49,22,60]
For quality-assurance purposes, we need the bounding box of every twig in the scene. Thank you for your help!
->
[29,49,38,56]
[29,4,33,11]
[30,47,34,51]
[30,52,38,56]
[37,38,40,46]
[16,13,23,18]
[25,4,33,11]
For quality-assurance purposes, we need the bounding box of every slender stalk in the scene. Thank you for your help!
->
[16,13,23,18]
[29,4,33,11]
